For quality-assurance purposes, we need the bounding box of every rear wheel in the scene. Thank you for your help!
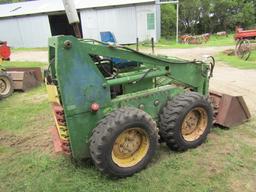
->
[89,107,158,177]
[159,92,213,151]
[235,39,251,60]
[0,71,14,99]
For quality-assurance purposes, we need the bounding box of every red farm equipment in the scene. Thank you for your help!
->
[0,41,11,61]
[234,27,256,41]
[234,27,256,60]
[0,41,42,99]
[180,33,211,44]
[0,41,13,99]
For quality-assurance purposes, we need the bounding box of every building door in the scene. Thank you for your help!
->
[48,13,82,37]
[136,5,157,42]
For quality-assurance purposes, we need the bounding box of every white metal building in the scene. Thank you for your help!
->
[0,0,160,48]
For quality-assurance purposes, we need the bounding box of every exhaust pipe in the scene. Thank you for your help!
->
[62,0,82,38]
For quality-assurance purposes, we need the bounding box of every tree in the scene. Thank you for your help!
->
[0,0,28,4]
[179,0,201,34]
[161,4,176,38]
[197,0,212,33]
[212,0,255,32]
[161,0,256,38]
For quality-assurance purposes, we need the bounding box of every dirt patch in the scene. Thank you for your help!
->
[223,49,235,56]
[198,133,233,175]
[231,178,256,192]
[24,93,48,104]
[0,127,53,155]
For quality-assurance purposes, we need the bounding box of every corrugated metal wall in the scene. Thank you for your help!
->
[0,3,159,47]
[80,4,159,44]
[0,15,51,48]
[156,4,161,40]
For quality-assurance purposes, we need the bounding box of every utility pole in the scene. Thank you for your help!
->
[157,0,179,43]
[176,1,179,43]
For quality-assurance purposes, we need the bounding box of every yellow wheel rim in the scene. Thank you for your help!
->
[181,107,208,142]
[112,128,149,168]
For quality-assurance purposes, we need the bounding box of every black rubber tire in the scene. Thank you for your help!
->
[0,71,14,99]
[159,92,213,151]
[89,107,158,177]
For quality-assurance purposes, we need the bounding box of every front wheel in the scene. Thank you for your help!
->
[0,71,14,99]
[159,92,213,151]
[89,107,158,177]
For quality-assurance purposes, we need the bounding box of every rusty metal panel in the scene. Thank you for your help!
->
[210,91,251,127]
[6,67,42,91]
[6,67,42,81]
[8,71,38,91]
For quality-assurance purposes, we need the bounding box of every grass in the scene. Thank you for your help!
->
[10,35,234,51]
[1,61,47,68]
[1,85,256,192]
[135,34,235,49]
[0,86,50,132]
[217,51,256,69]
[11,47,48,52]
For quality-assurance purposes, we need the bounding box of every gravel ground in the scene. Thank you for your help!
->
[11,51,48,63]
[11,46,256,115]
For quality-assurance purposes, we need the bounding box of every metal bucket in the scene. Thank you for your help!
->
[210,91,251,127]
[6,67,42,91]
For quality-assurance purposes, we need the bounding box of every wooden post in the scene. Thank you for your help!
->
[136,37,139,51]
[151,37,155,54]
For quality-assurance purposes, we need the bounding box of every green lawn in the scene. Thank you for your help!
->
[1,61,47,68]
[11,47,48,52]
[1,84,256,192]
[217,51,256,69]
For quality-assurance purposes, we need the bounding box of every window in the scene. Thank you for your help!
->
[147,13,155,30]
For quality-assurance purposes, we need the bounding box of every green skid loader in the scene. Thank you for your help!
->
[45,36,215,177]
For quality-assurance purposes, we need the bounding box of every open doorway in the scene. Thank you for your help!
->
[48,13,83,37]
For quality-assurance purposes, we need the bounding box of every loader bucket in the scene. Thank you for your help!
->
[6,67,42,91]
[209,91,251,127]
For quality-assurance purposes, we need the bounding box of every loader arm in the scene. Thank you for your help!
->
[83,40,210,93]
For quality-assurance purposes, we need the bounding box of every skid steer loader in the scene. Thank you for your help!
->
[44,0,251,177]
[45,35,216,177]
